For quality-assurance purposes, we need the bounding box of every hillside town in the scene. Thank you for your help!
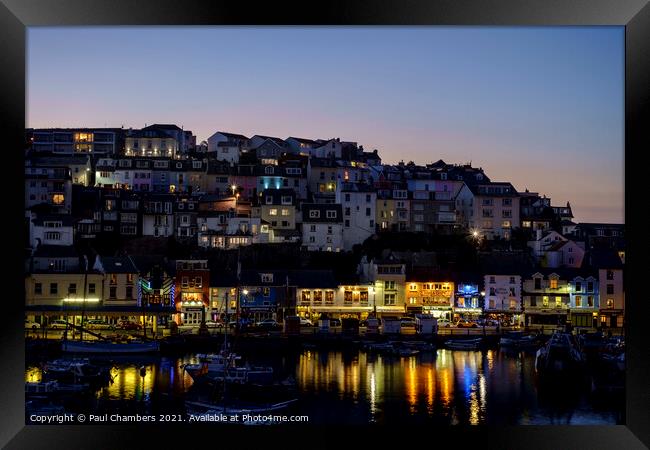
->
[24,125,625,333]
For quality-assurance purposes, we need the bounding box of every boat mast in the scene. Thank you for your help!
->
[80,255,88,342]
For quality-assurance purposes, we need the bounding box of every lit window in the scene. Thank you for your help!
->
[549,279,558,289]
[269,209,278,216]
[52,194,65,205]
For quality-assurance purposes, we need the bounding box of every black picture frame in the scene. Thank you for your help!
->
[1,0,647,448]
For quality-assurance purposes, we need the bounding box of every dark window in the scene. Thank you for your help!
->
[35,283,42,295]
[109,287,117,299]
[534,278,541,290]
[50,283,58,295]
[88,283,96,294]
[68,284,77,294]
[606,284,614,295]
[126,286,133,299]
[606,270,614,280]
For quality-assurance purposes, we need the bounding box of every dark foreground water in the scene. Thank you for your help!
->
[26,348,624,425]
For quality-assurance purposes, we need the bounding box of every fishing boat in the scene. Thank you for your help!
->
[499,331,540,349]
[535,332,585,376]
[444,338,483,350]
[62,340,160,354]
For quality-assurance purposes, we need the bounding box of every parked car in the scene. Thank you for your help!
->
[456,319,478,328]
[329,319,342,327]
[400,317,417,328]
[25,319,41,330]
[85,319,114,330]
[437,318,453,328]
[48,320,71,329]
[118,321,142,330]
[299,318,313,327]
[256,319,281,330]
[204,320,224,329]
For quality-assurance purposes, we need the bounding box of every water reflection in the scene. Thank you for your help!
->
[294,348,619,425]
[24,348,621,425]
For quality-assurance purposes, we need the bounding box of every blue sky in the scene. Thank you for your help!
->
[27,27,624,223]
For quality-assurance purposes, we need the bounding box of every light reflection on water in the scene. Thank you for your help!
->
[25,348,621,424]
[294,348,620,425]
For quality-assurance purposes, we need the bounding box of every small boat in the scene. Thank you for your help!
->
[394,348,420,357]
[363,342,394,353]
[601,351,625,372]
[42,358,112,384]
[25,380,90,396]
[206,365,275,386]
[499,331,540,349]
[184,352,244,380]
[445,338,483,350]
[62,340,160,354]
[25,400,66,418]
[185,398,298,418]
[402,341,436,351]
[535,332,585,376]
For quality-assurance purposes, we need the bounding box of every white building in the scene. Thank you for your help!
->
[483,274,523,317]
[29,214,75,249]
[301,203,343,252]
[467,182,520,240]
[336,182,377,251]
[206,131,249,164]
[527,230,585,268]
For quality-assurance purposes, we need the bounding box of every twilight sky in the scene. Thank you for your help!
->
[27,27,624,223]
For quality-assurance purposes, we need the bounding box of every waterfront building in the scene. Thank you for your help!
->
[591,249,625,329]
[174,259,210,326]
[404,278,454,320]
[358,253,407,317]
[483,274,523,325]
[521,270,572,327]
[452,276,483,321]
[568,271,599,329]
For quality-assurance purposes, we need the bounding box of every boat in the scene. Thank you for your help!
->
[25,380,91,397]
[62,340,160,354]
[42,358,112,384]
[601,351,625,372]
[535,332,586,376]
[402,340,436,351]
[393,347,420,357]
[444,338,483,350]
[363,342,394,353]
[185,398,298,419]
[499,331,540,349]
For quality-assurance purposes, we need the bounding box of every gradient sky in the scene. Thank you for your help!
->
[27,27,624,223]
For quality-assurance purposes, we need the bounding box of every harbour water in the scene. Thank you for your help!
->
[25,347,623,425]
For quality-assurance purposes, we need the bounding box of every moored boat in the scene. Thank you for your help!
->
[445,338,483,350]
[499,331,540,349]
[42,358,112,384]
[535,332,586,376]
[62,340,160,354]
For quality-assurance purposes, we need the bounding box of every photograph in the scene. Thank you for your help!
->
[20,25,627,429]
